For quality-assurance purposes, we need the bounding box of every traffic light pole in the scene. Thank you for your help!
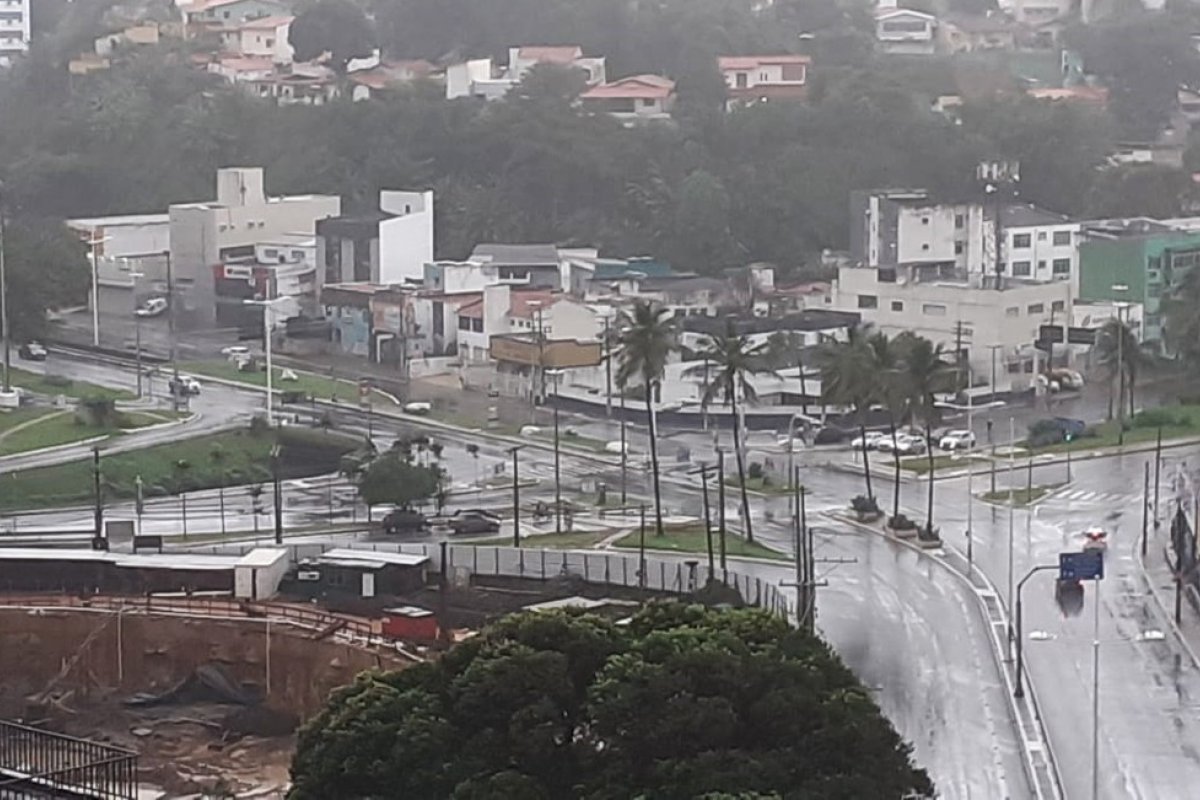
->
[1014,563,1059,699]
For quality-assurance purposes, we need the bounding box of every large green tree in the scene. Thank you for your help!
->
[352,446,443,509]
[817,327,878,501]
[289,0,376,75]
[0,216,89,341]
[289,604,934,799]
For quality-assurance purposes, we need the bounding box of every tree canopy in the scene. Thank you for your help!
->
[289,603,934,799]
[289,0,376,74]
[351,446,442,508]
[0,216,89,341]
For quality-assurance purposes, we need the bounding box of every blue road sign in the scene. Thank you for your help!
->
[1059,550,1104,581]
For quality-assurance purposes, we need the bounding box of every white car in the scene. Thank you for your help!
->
[605,440,629,454]
[850,431,887,451]
[938,430,976,451]
[170,375,201,396]
[404,401,432,415]
[880,433,926,455]
[221,345,252,360]
[135,297,168,318]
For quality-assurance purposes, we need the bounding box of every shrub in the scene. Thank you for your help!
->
[851,495,880,514]
[917,524,940,542]
[888,513,917,530]
[748,462,765,480]
[280,389,307,404]
[1132,408,1191,429]
[248,415,271,436]
[43,374,73,388]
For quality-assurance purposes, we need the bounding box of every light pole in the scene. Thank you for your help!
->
[936,397,1004,575]
[1014,563,1059,699]
[164,250,180,412]
[1007,416,1016,657]
[1111,285,1130,446]
[509,445,524,546]
[244,297,286,426]
[128,270,145,398]
[546,367,565,535]
[0,180,10,395]
[85,235,112,347]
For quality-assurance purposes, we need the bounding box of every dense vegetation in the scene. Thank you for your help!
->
[289,603,935,799]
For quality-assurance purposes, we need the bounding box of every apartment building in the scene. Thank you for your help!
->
[0,0,30,67]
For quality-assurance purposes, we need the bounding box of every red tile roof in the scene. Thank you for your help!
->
[458,299,484,319]
[509,289,558,319]
[718,55,811,70]
[582,74,675,100]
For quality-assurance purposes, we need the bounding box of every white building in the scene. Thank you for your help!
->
[66,213,172,286]
[717,55,810,107]
[424,245,565,294]
[875,8,938,56]
[456,285,602,363]
[0,0,30,67]
[833,263,1072,391]
[379,190,434,284]
[580,75,676,123]
[169,167,341,328]
[850,189,987,272]
[445,45,605,100]
[221,15,293,64]
[995,204,1079,292]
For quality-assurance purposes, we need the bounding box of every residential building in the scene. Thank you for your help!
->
[580,75,675,123]
[717,55,810,107]
[994,204,1079,291]
[94,25,160,58]
[874,9,938,56]
[350,60,435,101]
[938,14,1016,53]
[679,310,858,352]
[849,189,986,273]
[457,285,602,363]
[1001,0,1073,25]
[182,0,289,31]
[0,0,29,67]
[213,234,316,329]
[1077,218,1200,351]
[315,190,434,289]
[833,263,1072,391]
[169,167,341,329]
[445,45,604,101]
[221,15,293,63]
[424,245,565,294]
[1027,86,1108,107]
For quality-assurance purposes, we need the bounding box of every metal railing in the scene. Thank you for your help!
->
[0,719,137,799]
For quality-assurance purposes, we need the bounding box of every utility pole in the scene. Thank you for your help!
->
[510,445,522,547]
[690,463,716,581]
[0,180,10,394]
[603,315,613,418]
[619,390,627,505]
[717,447,728,580]
[1142,461,1151,558]
[271,445,283,545]
[1154,426,1163,528]
[92,446,103,545]
[638,504,647,592]
[165,250,180,413]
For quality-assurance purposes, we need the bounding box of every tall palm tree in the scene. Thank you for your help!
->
[1095,318,1142,421]
[868,331,908,521]
[616,301,677,538]
[817,327,878,500]
[685,318,775,543]
[901,335,953,536]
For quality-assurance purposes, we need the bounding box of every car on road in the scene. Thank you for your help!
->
[221,345,252,360]
[938,430,976,451]
[812,426,848,445]
[135,297,168,318]
[403,401,432,415]
[604,440,629,454]
[879,432,926,455]
[382,508,426,535]
[17,342,46,361]
[169,375,201,396]
[850,431,887,451]
[448,509,502,535]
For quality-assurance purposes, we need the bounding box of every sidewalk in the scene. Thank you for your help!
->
[1137,535,1200,667]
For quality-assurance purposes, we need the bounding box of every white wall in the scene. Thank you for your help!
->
[1003,222,1079,293]
[379,190,434,283]
[446,58,496,99]
[0,0,30,65]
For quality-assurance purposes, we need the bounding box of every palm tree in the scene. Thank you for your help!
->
[616,300,677,538]
[868,331,908,521]
[685,318,776,543]
[1095,318,1142,421]
[817,327,878,500]
[900,335,953,536]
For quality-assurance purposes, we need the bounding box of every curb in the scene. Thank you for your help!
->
[829,512,1063,800]
[1131,537,1200,670]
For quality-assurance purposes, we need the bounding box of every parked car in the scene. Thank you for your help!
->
[605,440,629,454]
[221,345,251,360]
[448,509,502,535]
[1027,417,1087,447]
[403,401,432,415]
[880,433,926,455]
[169,375,201,396]
[850,431,887,451]
[382,508,426,535]
[17,342,46,361]
[812,426,848,445]
[135,297,168,318]
[938,430,977,451]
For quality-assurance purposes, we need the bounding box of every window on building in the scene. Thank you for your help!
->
[433,302,444,336]
[1052,258,1070,275]
[1037,231,1047,241]
[1053,230,1071,246]
[471,318,483,333]
[1012,233,1032,249]
[1006,306,1019,317]
[922,303,947,316]
[954,241,964,255]
[1013,261,1031,276]
[292,250,305,260]
[1007,362,1021,374]
[759,72,769,81]
[1027,303,1044,314]
[1037,260,1046,271]
[890,300,904,312]
[955,214,965,229]
[878,268,896,283]
[736,73,748,88]
[857,294,878,309]
[921,216,930,225]
[1051,300,1065,312]
[263,248,278,259]
[458,316,471,331]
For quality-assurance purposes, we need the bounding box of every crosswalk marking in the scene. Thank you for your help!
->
[1047,488,1139,506]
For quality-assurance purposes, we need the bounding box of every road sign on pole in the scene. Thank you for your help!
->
[1059,550,1104,581]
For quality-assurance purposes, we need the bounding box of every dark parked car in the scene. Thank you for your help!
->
[449,509,502,535]
[382,508,426,535]
[17,342,46,361]
[812,425,848,445]
[1027,417,1087,447]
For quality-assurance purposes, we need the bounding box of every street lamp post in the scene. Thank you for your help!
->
[936,397,1004,575]
[546,368,565,535]
[0,181,10,394]
[86,235,112,348]
[127,270,145,398]
[509,445,524,547]
[164,250,180,412]
[1112,285,1130,447]
[1007,416,1016,657]
[1014,563,1059,698]
[244,297,286,426]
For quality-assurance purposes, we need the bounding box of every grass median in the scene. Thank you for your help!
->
[612,524,787,562]
[0,425,359,512]
[0,408,185,456]
[9,366,132,401]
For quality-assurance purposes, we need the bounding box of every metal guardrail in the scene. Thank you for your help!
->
[0,719,137,799]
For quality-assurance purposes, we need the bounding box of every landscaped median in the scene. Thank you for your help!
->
[0,406,185,456]
[181,360,399,406]
[7,366,134,401]
[612,523,787,561]
[0,423,360,512]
